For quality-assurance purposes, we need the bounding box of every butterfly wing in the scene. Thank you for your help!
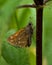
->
[8,29,30,47]
[15,29,31,47]
[8,23,33,47]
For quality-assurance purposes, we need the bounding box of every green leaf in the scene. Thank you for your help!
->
[2,42,28,65]
[16,8,36,29]
[0,57,9,65]
[0,0,24,58]
[2,41,36,65]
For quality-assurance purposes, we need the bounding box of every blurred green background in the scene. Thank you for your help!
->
[0,0,52,65]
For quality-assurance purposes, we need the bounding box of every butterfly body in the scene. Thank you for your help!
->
[8,23,33,47]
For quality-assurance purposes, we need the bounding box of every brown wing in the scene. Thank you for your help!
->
[8,29,29,47]
[8,23,33,47]
[16,30,29,47]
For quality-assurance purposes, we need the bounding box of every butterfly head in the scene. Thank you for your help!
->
[26,22,33,34]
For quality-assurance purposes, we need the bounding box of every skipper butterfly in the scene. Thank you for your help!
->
[7,23,33,47]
